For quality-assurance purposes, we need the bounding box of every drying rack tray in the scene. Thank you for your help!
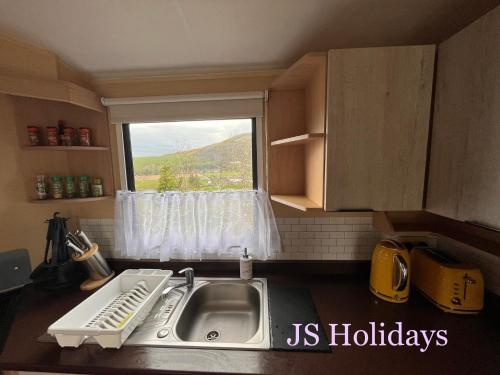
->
[47,269,172,348]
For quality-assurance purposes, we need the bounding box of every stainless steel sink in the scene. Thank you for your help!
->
[125,277,270,350]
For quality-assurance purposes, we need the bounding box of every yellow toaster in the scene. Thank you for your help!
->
[370,240,411,303]
[411,247,484,314]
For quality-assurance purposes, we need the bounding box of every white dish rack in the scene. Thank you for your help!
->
[47,269,172,348]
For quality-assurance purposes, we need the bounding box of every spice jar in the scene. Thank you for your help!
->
[79,128,91,146]
[47,127,58,146]
[92,177,104,197]
[35,175,47,200]
[50,176,63,199]
[79,176,90,198]
[57,120,65,145]
[63,127,74,146]
[27,126,40,146]
[64,176,75,198]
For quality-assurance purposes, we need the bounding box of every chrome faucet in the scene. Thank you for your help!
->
[161,267,194,300]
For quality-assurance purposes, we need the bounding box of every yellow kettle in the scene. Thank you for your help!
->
[369,240,410,303]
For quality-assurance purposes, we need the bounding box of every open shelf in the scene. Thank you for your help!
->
[0,74,103,112]
[267,52,327,211]
[23,146,109,151]
[30,196,111,204]
[373,211,500,257]
[271,133,324,146]
[12,96,115,202]
[270,195,322,211]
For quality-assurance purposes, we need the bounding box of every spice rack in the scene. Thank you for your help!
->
[35,174,106,202]
[10,94,114,203]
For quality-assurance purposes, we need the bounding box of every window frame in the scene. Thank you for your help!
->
[121,118,259,192]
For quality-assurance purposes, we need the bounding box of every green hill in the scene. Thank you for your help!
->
[133,133,253,191]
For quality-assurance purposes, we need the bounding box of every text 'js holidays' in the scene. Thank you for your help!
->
[287,322,448,353]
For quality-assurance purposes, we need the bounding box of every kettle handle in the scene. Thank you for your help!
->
[384,239,404,249]
[393,254,408,291]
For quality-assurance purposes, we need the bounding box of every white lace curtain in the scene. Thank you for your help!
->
[114,190,281,261]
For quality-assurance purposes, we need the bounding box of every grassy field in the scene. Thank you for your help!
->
[133,133,253,192]
[135,175,160,190]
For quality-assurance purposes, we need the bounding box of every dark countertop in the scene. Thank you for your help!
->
[1,271,499,375]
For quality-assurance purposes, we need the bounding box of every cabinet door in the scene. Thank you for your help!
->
[427,7,500,228]
[324,45,435,211]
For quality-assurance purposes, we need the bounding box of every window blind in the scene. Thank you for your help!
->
[103,92,265,123]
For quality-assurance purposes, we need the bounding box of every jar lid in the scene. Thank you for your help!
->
[50,176,62,181]
[27,126,39,131]
[65,176,75,181]
[79,175,89,181]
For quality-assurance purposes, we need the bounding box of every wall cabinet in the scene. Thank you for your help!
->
[426,7,500,229]
[324,45,435,211]
[267,46,435,212]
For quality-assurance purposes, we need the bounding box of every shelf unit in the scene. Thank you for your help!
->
[0,74,103,112]
[270,195,322,211]
[373,211,500,257]
[9,88,114,202]
[23,146,109,151]
[267,52,327,211]
[270,133,324,147]
[30,196,112,204]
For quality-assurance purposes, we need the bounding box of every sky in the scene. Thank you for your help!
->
[129,119,252,157]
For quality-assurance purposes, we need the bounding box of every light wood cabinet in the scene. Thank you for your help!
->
[267,46,435,212]
[324,45,435,211]
[427,7,500,228]
[267,53,327,211]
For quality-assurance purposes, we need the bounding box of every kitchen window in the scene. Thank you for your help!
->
[105,92,280,261]
[122,119,258,192]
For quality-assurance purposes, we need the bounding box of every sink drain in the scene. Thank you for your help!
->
[206,330,220,341]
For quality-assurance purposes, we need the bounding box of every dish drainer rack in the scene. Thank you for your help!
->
[47,269,172,348]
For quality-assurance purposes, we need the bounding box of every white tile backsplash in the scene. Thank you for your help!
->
[437,235,500,296]
[275,216,380,260]
[79,216,380,261]
[78,218,114,257]
[79,216,499,296]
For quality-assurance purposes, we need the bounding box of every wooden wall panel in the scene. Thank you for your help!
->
[95,71,281,98]
[267,90,307,195]
[266,90,305,141]
[56,58,95,90]
[0,33,58,80]
[268,145,305,196]
[0,33,96,91]
[325,45,435,211]
[270,52,326,90]
[304,141,324,206]
[427,6,500,227]
[305,58,326,134]
[304,60,326,206]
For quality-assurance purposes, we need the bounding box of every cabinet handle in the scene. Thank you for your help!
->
[465,220,500,233]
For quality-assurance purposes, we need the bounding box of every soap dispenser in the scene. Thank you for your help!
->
[240,248,253,280]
